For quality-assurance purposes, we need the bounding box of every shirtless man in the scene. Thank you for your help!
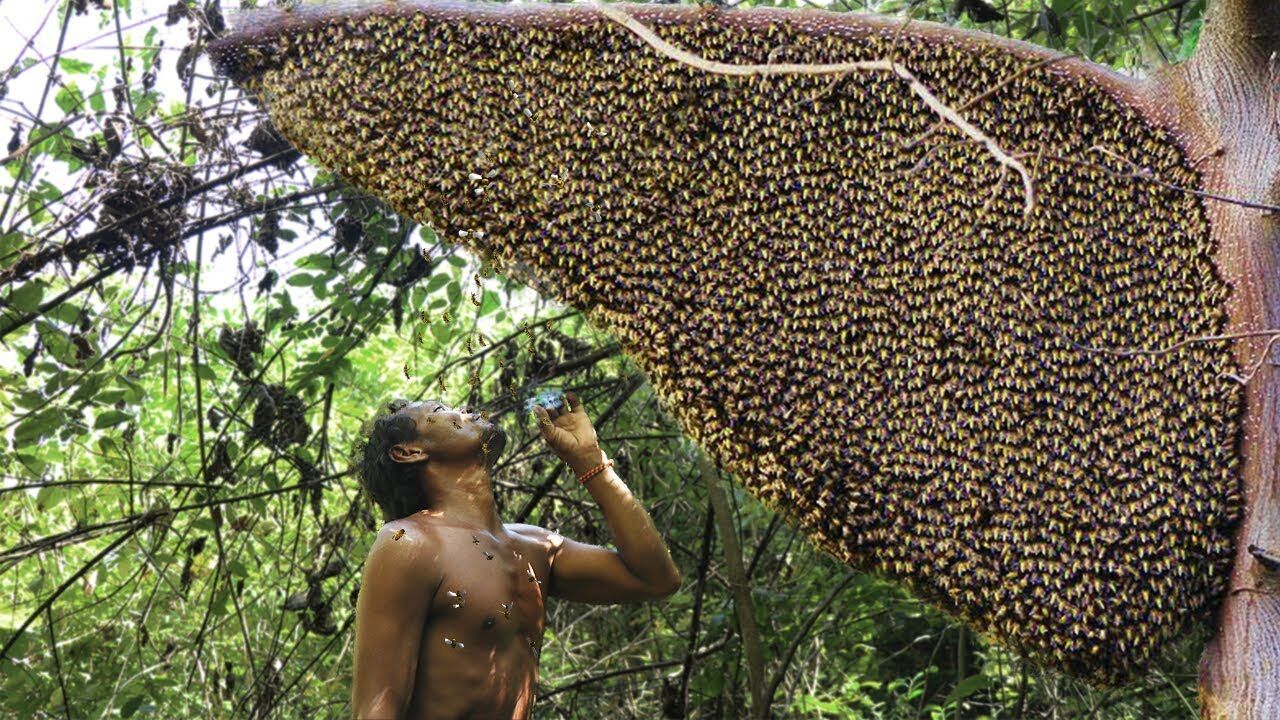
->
[351,390,681,719]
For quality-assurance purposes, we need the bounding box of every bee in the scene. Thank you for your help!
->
[392,529,405,542]
[472,534,480,545]
[443,637,465,649]
[500,601,513,619]
[447,590,468,609]
[403,363,411,380]
[465,336,474,353]
[442,309,452,324]
[526,564,541,585]
[421,246,432,263]
[437,377,446,393]
[483,551,494,560]
[419,310,430,324]
[473,272,482,288]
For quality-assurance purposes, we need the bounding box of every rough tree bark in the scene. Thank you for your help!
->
[1160,1,1280,717]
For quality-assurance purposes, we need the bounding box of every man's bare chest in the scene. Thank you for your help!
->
[427,532,549,655]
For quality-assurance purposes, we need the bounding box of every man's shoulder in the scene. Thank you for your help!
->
[504,523,567,553]
[367,516,448,566]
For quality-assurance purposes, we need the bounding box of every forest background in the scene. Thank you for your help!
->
[0,0,1215,718]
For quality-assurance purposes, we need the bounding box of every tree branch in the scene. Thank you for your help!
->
[698,452,767,719]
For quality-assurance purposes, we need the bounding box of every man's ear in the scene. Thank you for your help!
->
[388,443,428,464]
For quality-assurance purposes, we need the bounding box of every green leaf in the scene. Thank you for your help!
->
[54,83,84,114]
[479,289,500,316]
[447,255,466,268]
[425,273,449,293]
[14,408,61,448]
[94,409,133,429]
[7,280,45,312]
[15,452,47,476]
[69,372,107,403]
[195,364,217,383]
[36,484,66,511]
[286,273,315,287]
[121,694,145,718]
[89,82,106,113]
[1178,20,1204,61]
[58,58,92,74]
[943,674,989,706]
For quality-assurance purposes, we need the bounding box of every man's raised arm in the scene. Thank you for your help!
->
[351,522,439,719]
[529,391,681,603]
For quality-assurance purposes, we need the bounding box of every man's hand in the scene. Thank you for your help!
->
[529,388,681,602]
[531,390,605,474]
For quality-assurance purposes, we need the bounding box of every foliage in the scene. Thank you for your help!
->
[0,0,1208,718]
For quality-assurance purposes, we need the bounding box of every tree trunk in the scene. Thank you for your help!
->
[1160,1,1280,717]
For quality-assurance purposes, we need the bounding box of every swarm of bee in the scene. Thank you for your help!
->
[209,1,1243,683]
[245,119,302,169]
[248,383,311,448]
[217,321,264,376]
[254,209,283,257]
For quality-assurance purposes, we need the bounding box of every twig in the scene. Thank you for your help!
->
[46,606,71,720]
[0,519,148,662]
[762,574,861,713]
[1024,147,1280,213]
[905,53,1078,150]
[698,452,767,719]
[590,1,1036,217]
[541,639,729,699]
[677,503,717,717]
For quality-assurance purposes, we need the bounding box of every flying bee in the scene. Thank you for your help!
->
[472,534,480,545]
[403,363,411,380]
[465,336,474,353]
[483,551,494,560]
[526,564,541,585]
[421,246,432,263]
[437,377,446,393]
[443,637,464,649]
[447,590,468,609]
[500,602,513,619]
[392,529,405,542]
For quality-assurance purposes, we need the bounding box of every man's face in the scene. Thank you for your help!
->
[396,399,506,468]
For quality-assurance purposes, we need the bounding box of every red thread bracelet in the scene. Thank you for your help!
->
[577,460,613,484]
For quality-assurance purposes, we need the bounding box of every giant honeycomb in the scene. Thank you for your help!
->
[208,0,1244,683]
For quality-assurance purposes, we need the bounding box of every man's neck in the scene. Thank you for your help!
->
[420,461,503,532]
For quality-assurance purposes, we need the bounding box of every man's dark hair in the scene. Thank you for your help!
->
[357,402,430,522]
